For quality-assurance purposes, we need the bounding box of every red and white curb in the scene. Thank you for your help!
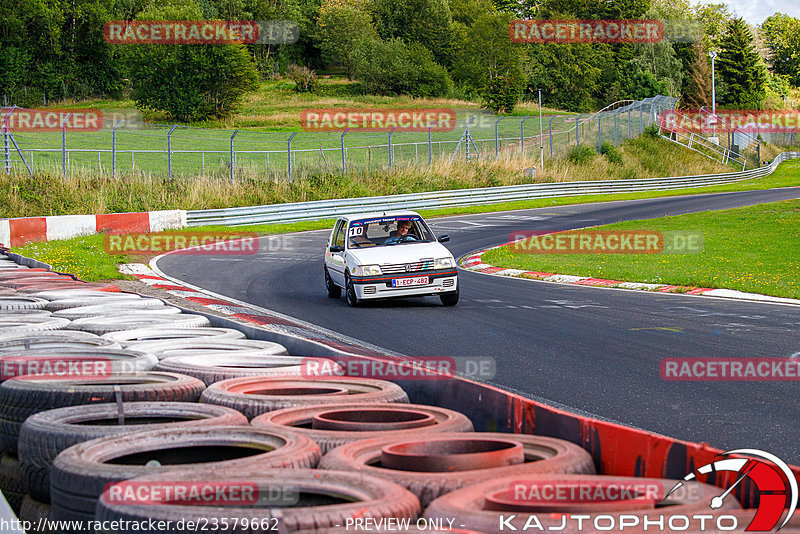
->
[0,210,185,248]
[119,263,388,356]
[460,246,800,306]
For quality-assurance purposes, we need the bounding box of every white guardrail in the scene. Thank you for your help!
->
[186,152,800,226]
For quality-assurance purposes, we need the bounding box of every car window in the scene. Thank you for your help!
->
[333,220,345,248]
[348,216,434,248]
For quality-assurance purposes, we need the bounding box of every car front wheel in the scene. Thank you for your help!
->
[345,274,360,307]
[324,267,341,298]
[439,287,459,307]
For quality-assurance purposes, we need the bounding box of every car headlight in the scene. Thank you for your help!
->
[434,257,454,269]
[356,265,382,276]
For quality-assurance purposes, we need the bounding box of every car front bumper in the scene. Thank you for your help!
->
[351,269,458,300]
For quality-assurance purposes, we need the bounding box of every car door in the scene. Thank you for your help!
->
[326,219,347,286]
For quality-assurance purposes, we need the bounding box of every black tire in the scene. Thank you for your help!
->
[251,402,475,453]
[50,426,321,520]
[0,372,205,454]
[0,453,24,514]
[423,474,741,534]
[439,287,459,306]
[0,331,120,352]
[154,355,341,386]
[325,267,341,298]
[0,348,157,382]
[94,469,420,533]
[345,273,360,307]
[319,433,597,507]
[0,296,48,311]
[18,402,247,502]
[68,314,211,335]
[103,327,245,347]
[19,496,52,531]
[201,376,409,419]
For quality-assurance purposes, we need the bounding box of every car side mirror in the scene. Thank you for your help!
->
[437,235,450,243]
[330,245,344,253]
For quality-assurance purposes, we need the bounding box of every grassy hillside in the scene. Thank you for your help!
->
[0,134,737,218]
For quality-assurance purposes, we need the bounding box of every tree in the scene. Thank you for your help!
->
[525,43,603,111]
[695,3,730,53]
[680,41,712,108]
[452,12,525,104]
[623,40,683,98]
[761,13,800,87]
[716,18,767,109]
[315,0,376,77]
[126,0,259,121]
[371,0,454,65]
[350,38,452,97]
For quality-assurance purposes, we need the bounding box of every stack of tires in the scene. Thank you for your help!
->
[0,255,755,534]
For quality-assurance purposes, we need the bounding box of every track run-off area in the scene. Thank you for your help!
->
[155,188,800,463]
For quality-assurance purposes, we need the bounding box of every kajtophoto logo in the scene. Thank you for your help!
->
[509,19,663,44]
[300,108,457,132]
[665,449,798,531]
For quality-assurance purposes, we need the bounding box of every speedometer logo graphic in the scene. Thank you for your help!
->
[665,449,798,531]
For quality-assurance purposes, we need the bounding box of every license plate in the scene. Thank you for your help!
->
[392,276,429,287]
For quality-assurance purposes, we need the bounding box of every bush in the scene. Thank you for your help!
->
[126,1,259,122]
[567,144,597,165]
[351,38,452,98]
[600,142,623,165]
[480,74,523,113]
[643,124,661,139]
[288,64,318,93]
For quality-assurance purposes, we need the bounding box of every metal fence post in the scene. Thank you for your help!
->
[597,112,603,151]
[627,108,631,139]
[230,129,238,184]
[640,106,644,134]
[575,114,583,145]
[614,112,618,146]
[520,117,530,152]
[287,133,297,182]
[549,115,555,157]
[61,113,72,178]
[167,125,177,180]
[2,111,9,175]
[341,129,348,173]
[388,127,397,168]
[112,119,124,177]
[494,117,503,158]
[428,121,439,165]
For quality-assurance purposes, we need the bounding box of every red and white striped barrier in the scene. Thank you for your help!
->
[0,210,186,248]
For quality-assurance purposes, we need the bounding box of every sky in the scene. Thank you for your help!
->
[692,0,800,25]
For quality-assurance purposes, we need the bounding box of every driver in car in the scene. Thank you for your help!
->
[392,220,413,238]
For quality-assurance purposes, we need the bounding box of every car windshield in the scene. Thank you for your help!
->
[348,216,435,248]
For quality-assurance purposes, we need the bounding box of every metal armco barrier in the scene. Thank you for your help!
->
[186,152,800,227]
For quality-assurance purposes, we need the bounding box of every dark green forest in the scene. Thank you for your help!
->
[1,0,797,119]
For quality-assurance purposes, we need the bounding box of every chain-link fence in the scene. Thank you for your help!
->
[2,96,687,181]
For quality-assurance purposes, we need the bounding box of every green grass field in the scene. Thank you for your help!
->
[11,78,659,180]
[481,195,800,299]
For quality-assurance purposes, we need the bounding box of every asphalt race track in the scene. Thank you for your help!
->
[157,188,800,462]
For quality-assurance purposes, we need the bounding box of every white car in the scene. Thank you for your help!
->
[323,211,459,306]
